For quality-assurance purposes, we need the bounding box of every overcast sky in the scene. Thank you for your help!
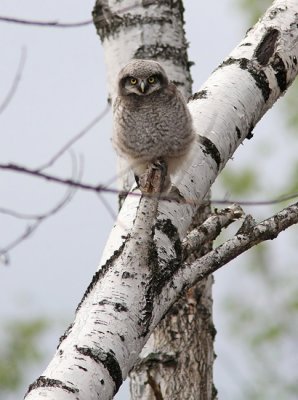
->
[1,1,297,399]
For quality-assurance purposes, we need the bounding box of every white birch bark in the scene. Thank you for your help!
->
[25,1,298,399]
[93,0,193,192]
[94,1,217,398]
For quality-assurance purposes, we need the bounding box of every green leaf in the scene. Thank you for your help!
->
[0,318,48,393]
[220,168,258,195]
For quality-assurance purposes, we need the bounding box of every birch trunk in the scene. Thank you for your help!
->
[24,1,298,399]
[93,1,215,398]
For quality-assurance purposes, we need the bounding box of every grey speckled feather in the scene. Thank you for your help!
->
[113,59,195,186]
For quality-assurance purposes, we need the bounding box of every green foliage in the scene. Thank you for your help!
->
[287,80,298,130]
[221,238,298,399]
[237,0,271,23]
[0,318,48,395]
[282,161,298,194]
[220,168,258,195]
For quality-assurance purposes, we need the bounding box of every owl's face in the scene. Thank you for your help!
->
[117,59,169,97]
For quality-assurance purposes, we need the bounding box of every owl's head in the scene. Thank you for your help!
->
[117,59,169,96]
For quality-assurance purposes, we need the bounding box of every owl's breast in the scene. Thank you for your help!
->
[113,90,194,161]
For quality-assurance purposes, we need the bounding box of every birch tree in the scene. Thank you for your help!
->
[24,0,298,399]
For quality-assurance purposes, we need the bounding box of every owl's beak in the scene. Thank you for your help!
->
[140,80,146,93]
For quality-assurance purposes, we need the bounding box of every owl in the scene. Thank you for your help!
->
[112,59,195,192]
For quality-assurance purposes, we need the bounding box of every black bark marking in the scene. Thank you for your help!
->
[76,346,123,394]
[122,270,135,279]
[254,28,280,66]
[238,58,271,102]
[26,376,79,396]
[268,6,288,20]
[189,89,208,101]
[140,284,155,337]
[93,0,185,41]
[236,126,241,139]
[155,218,179,241]
[221,57,271,102]
[155,219,183,281]
[76,242,126,312]
[119,334,125,342]
[57,323,73,349]
[139,219,183,338]
[75,364,88,372]
[293,56,297,66]
[153,219,183,291]
[246,125,254,140]
[271,54,287,92]
[134,44,190,68]
[139,235,158,336]
[98,299,128,312]
[198,136,221,169]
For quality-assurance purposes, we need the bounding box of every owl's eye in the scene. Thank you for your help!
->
[148,76,156,84]
[130,78,137,85]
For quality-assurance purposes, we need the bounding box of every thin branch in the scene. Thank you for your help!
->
[0,162,112,193]
[0,187,75,257]
[0,151,81,259]
[96,193,117,222]
[0,207,42,220]
[211,192,298,206]
[182,201,298,289]
[0,47,26,115]
[0,3,142,29]
[38,104,110,171]
[0,15,92,28]
[182,204,244,261]
[1,162,298,208]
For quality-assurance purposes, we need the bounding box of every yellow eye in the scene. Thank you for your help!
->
[148,76,155,84]
[130,78,137,85]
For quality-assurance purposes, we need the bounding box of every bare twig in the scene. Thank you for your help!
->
[182,204,244,261]
[211,193,298,206]
[0,187,75,258]
[0,152,81,259]
[96,193,117,222]
[0,3,142,29]
[38,104,110,171]
[180,200,298,289]
[0,47,26,115]
[0,207,44,220]
[0,162,113,193]
[0,16,92,28]
[1,162,298,207]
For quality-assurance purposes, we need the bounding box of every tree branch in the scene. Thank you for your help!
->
[182,204,244,261]
[0,15,92,28]
[0,4,142,29]
[0,187,75,259]
[37,104,110,171]
[1,162,298,207]
[0,47,26,115]
[176,201,298,291]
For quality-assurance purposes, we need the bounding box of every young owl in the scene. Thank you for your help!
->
[113,59,195,191]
